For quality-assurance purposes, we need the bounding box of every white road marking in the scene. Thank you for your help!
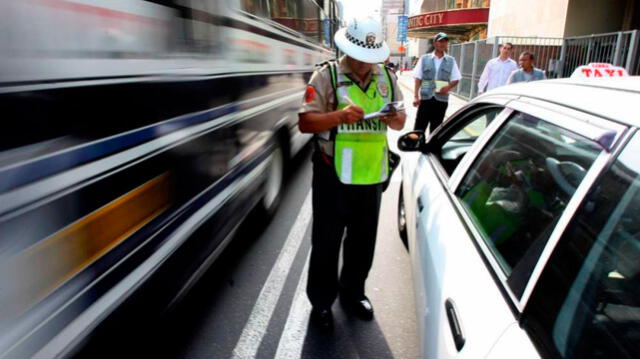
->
[231,191,312,359]
[274,253,311,359]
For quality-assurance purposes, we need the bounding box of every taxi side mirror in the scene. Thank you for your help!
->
[398,131,426,152]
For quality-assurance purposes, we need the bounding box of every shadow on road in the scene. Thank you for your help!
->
[303,308,395,359]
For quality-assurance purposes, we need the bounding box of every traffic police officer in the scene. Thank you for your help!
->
[298,16,406,331]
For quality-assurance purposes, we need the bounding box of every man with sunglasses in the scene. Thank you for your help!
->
[478,42,518,94]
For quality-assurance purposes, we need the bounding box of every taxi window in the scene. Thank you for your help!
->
[455,112,600,296]
[432,106,503,176]
[525,133,640,359]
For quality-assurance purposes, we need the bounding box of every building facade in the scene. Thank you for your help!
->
[382,0,410,66]
[444,0,639,100]
[488,0,639,38]
[382,0,405,18]
[407,0,490,42]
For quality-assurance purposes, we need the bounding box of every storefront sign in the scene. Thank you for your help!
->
[408,8,489,30]
[408,13,444,28]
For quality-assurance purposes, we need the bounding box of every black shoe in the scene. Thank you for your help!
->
[310,307,334,331]
[340,295,374,320]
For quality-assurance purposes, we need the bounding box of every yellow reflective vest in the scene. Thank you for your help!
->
[328,62,394,185]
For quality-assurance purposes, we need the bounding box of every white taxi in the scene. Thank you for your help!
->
[397,77,640,358]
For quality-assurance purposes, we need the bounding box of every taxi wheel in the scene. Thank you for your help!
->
[398,183,409,250]
[259,141,284,219]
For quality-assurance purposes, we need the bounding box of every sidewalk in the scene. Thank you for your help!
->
[396,72,468,118]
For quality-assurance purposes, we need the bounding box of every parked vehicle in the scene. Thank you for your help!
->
[0,0,337,357]
[398,77,640,358]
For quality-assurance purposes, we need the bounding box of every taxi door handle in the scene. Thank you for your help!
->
[445,299,465,351]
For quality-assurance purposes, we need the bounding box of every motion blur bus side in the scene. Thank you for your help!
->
[0,0,337,357]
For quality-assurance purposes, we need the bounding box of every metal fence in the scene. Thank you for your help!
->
[448,30,639,100]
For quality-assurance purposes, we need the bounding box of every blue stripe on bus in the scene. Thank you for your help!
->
[0,103,242,193]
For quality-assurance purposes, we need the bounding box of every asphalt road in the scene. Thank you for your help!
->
[129,141,418,358]
[99,73,470,359]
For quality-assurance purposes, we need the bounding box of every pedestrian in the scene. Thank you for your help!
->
[477,42,518,94]
[298,16,406,331]
[507,51,547,84]
[412,32,461,133]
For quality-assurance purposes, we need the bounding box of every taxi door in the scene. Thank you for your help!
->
[408,104,521,359]
[410,94,629,359]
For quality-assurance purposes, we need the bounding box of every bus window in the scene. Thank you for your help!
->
[241,0,270,18]
[267,0,321,43]
[239,0,333,48]
[182,0,219,53]
[299,0,321,44]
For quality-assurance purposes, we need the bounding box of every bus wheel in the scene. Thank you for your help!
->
[260,141,284,219]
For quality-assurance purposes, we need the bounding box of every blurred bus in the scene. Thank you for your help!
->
[0,0,338,357]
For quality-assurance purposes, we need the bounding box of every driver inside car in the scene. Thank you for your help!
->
[460,148,560,266]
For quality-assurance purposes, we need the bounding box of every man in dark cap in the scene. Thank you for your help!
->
[412,32,461,133]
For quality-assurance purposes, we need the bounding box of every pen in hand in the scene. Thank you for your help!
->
[342,96,355,105]
[339,96,364,125]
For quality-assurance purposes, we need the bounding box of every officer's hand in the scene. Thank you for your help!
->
[412,97,420,107]
[339,105,364,125]
[380,111,406,130]
[380,112,399,124]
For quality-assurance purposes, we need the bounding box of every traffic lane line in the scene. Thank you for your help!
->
[274,252,310,359]
[231,191,312,359]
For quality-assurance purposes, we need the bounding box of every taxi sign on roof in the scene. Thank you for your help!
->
[571,63,629,78]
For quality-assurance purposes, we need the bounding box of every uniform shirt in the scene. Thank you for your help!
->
[412,52,462,81]
[299,55,403,115]
[478,56,518,93]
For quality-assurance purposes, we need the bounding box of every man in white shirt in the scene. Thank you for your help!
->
[477,42,518,94]
[412,32,461,133]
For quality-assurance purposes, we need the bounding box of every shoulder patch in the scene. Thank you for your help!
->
[304,85,316,103]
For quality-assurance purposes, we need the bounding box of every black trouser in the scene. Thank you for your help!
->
[307,152,383,309]
[414,97,449,133]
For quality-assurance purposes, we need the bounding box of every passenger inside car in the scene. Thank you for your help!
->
[456,112,600,288]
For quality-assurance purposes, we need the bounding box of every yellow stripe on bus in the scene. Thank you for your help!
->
[2,173,173,317]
